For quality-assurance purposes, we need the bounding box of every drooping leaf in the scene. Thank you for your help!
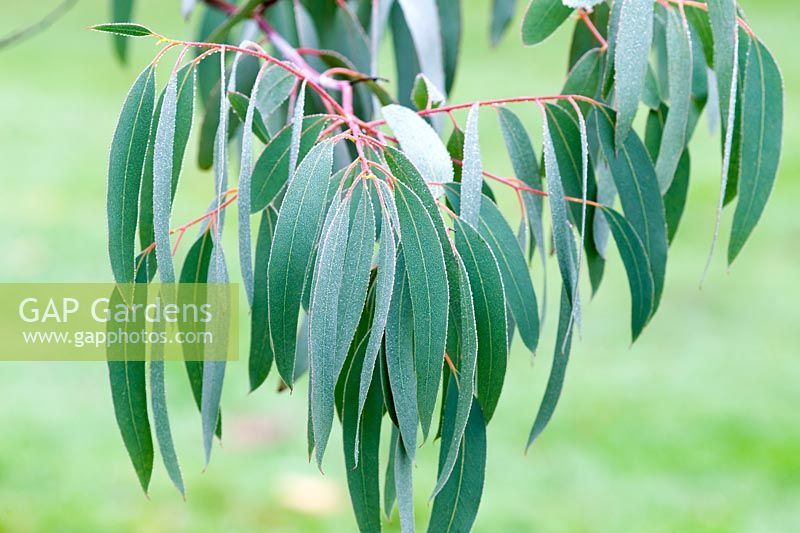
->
[108,65,155,284]
[178,231,221,438]
[354,202,397,462]
[197,53,260,170]
[428,383,487,533]
[390,3,423,108]
[308,194,353,468]
[268,141,335,386]
[431,250,478,498]
[496,106,547,318]
[491,0,517,46]
[541,109,580,319]
[655,8,692,192]
[665,150,691,243]
[397,0,446,94]
[201,242,229,465]
[526,287,574,448]
[228,91,270,144]
[545,103,604,295]
[460,103,483,227]
[152,73,179,284]
[382,104,454,198]
[237,65,270,307]
[385,427,399,519]
[385,252,419,459]
[149,318,185,496]
[477,196,540,353]
[522,0,573,46]
[139,64,195,259]
[589,106,668,314]
[394,437,415,533]
[341,316,383,532]
[436,0,462,94]
[728,38,783,264]
[383,147,464,428]
[108,256,153,493]
[288,80,307,178]
[249,208,278,392]
[614,0,655,144]
[600,207,656,341]
[394,180,449,439]
[707,0,737,128]
[453,218,507,422]
[250,116,329,212]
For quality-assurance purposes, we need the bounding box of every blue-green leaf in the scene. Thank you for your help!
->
[178,231,221,438]
[522,0,573,46]
[341,317,383,532]
[526,286,574,448]
[108,65,155,284]
[600,207,656,341]
[394,437,415,533]
[308,198,351,468]
[432,251,478,498]
[589,106,668,313]
[288,81,307,178]
[268,141,334,386]
[153,73,179,284]
[149,318,184,496]
[107,262,152,492]
[397,0,446,93]
[383,104,454,198]
[385,252,419,458]
[491,0,517,46]
[249,208,278,392]
[478,196,540,353]
[394,180,449,439]
[437,0,461,94]
[355,201,397,462]
[228,91,270,144]
[542,109,580,319]
[238,64,269,305]
[497,106,547,320]
[139,64,195,261]
[453,218,507,422]
[460,104,483,227]
[614,0,655,144]
[201,242,228,465]
[728,38,783,264]
[251,116,329,212]
[708,0,737,128]
[655,8,692,192]
[428,384,486,533]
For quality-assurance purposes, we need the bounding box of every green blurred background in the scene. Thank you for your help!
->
[0,1,798,531]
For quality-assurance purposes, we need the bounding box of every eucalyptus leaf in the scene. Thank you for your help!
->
[382,104,454,198]
[394,180,449,439]
[428,383,486,533]
[460,104,483,227]
[522,0,573,46]
[108,65,155,284]
[268,141,335,387]
[729,38,783,264]
[614,0,655,144]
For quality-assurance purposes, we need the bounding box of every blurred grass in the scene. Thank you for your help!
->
[0,0,798,531]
